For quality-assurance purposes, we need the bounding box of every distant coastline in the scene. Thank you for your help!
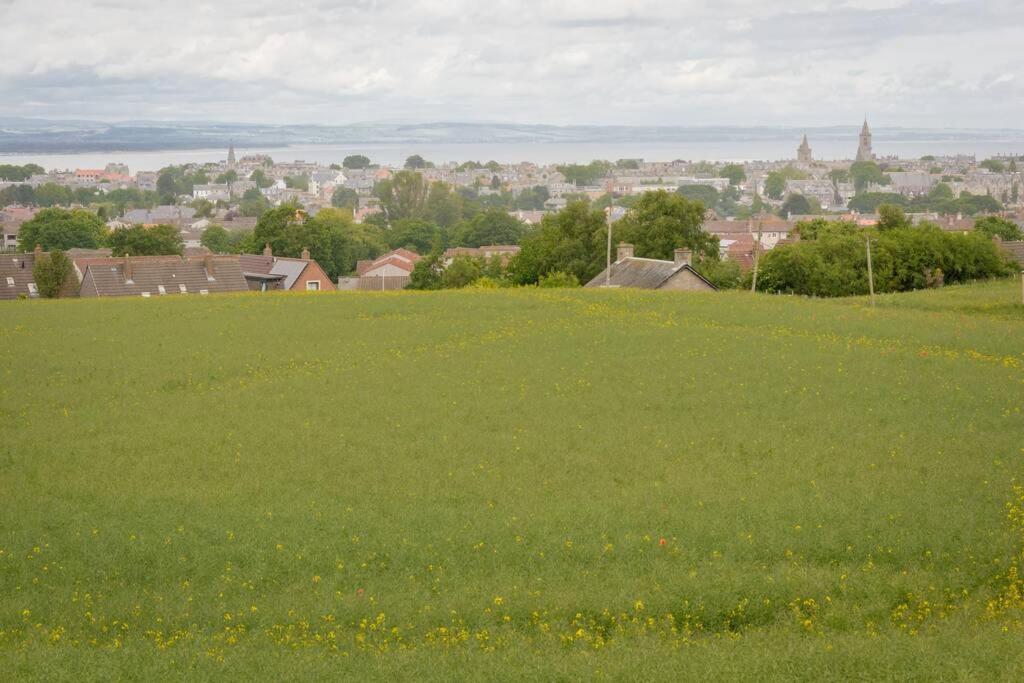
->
[2,120,1024,157]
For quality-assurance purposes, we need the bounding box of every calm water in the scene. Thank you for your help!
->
[2,138,1023,173]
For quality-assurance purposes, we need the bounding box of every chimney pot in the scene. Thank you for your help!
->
[616,242,634,261]
[674,248,693,267]
[263,243,272,257]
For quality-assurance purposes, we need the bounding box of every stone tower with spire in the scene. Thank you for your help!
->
[797,134,812,163]
[856,119,874,162]
[227,142,237,169]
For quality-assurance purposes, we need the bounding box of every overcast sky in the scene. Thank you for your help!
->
[1,0,1021,128]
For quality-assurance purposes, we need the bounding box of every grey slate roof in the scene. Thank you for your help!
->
[585,257,718,290]
[238,254,309,290]
[1001,241,1024,266]
[0,252,39,300]
[81,256,248,297]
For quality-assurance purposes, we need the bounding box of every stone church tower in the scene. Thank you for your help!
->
[856,119,874,162]
[227,142,237,169]
[797,134,812,163]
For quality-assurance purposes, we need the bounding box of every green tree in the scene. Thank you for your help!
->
[239,188,270,218]
[200,225,233,253]
[980,159,1006,173]
[451,209,526,247]
[35,183,74,207]
[719,164,746,186]
[215,170,238,184]
[331,186,359,211]
[18,208,107,251]
[780,193,812,217]
[249,168,273,188]
[441,256,483,288]
[509,201,607,285]
[615,190,717,261]
[404,155,430,170]
[107,224,183,256]
[556,161,611,186]
[537,271,580,288]
[676,185,719,208]
[376,170,429,223]
[387,218,442,253]
[0,163,44,182]
[973,216,1023,241]
[848,192,907,213]
[284,175,309,191]
[407,254,444,290]
[850,161,891,193]
[764,173,787,200]
[32,249,73,298]
[343,155,371,170]
[877,204,911,231]
[190,198,214,218]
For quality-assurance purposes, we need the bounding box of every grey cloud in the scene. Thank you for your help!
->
[0,0,1020,127]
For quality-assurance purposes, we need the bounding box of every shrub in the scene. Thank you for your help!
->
[537,271,580,288]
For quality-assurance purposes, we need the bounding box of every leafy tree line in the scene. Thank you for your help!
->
[408,191,740,290]
[0,163,45,182]
[1,183,161,213]
[17,208,185,256]
[757,213,1014,297]
[847,183,1003,215]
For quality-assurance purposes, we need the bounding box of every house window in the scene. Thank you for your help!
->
[27,282,38,296]
[5,277,13,287]
[306,280,320,291]
[158,285,166,295]
[141,291,151,298]
[199,289,209,295]
[179,284,187,293]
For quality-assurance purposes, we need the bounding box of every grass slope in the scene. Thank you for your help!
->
[1,279,1023,680]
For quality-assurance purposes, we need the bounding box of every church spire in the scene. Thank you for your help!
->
[227,142,237,168]
[856,118,874,162]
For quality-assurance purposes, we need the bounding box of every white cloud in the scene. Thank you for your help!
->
[0,0,1021,126]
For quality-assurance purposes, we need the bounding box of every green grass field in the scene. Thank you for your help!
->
[2,279,1023,680]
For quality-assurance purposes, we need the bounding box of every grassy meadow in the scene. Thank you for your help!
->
[1,279,1023,680]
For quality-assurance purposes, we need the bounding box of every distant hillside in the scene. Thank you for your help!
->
[1,118,1022,153]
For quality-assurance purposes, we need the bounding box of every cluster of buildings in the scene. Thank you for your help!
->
[3,120,1023,296]
[1,244,333,301]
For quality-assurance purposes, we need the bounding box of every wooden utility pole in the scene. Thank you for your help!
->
[605,204,613,287]
[750,213,764,293]
[866,236,876,307]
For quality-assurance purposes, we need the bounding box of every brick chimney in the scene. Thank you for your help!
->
[204,254,215,279]
[617,243,634,261]
[301,247,310,260]
[123,256,134,283]
[263,243,272,257]
[34,244,42,258]
[674,248,693,267]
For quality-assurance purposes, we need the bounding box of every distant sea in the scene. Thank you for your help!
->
[2,137,1024,173]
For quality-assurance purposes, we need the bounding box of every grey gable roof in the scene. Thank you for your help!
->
[82,256,248,297]
[585,257,718,290]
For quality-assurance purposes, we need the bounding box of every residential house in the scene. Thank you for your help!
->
[238,245,335,292]
[585,244,718,291]
[348,248,421,290]
[1,248,42,299]
[193,184,231,202]
[79,255,249,298]
[442,245,520,266]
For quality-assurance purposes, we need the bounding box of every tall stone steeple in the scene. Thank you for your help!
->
[797,134,812,163]
[856,118,874,162]
[227,142,237,169]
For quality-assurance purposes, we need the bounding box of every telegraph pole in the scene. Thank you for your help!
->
[605,203,613,287]
[866,236,876,307]
[750,213,764,293]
